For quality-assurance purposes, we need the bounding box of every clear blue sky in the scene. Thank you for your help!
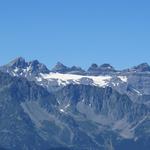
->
[0,0,150,70]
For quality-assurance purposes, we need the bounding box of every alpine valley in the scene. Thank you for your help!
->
[0,57,149,150]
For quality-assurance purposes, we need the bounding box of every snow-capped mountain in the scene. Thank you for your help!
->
[2,57,150,108]
[0,57,150,150]
[0,57,50,76]
[1,57,150,105]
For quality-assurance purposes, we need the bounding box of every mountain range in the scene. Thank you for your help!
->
[0,57,149,150]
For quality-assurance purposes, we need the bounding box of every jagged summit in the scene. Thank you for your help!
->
[133,63,150,72]
[89,63,98,69]
[28,59,50,74]
[51,62,86,74]
[7,57,27,68]
[123,62,150,73]
[1,57,150,76]
[51,62,69,73]
[1,57,50,76]
[100,63,114,69]
[88,63,116,75]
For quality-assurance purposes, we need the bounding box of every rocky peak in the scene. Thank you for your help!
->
[7,57,27,68]
[1,57,50,76]
[30,60,40,66]
[88,63,98,70]
[100,64,114,70]
[51,62,69,73]
[51,62,85,74]
[28,60,49,74]
[88,63,116,75]
[133,63,150,72]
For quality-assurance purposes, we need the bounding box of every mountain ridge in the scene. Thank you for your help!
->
[2,57,150,75]
[0,57,150,150]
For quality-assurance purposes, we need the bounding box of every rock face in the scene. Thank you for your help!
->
[0,58,150,150]
[0,71,57,150]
